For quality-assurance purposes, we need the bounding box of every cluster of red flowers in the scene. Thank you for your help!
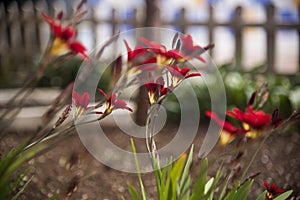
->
[205,84,280,146]
[72,34,212,119]
[124,35,207,105]
[206,106,275,146]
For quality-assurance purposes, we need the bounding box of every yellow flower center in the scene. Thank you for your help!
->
[219,131,235,146]
[50,37,69,57]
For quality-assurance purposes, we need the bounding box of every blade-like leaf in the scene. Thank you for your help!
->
[218,172,232,200]
[130,139,147,200]
[164,154,187,200]
[128,183,143,200]
[224,183,239,200]
[205,178,214,195]
[256,191,267,200]
[190,158,208,200]
[232,179,253,200]
[11,176,33,200]
[273,190,293,200]
[179,145,194,196]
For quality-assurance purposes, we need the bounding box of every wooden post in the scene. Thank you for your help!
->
[265,4,276,72]
[233,6,243,69]
[178,8,187,33]
[144,0,161,27]
[135,0,161,126]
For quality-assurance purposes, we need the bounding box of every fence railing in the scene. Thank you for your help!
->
[0,0,299,81]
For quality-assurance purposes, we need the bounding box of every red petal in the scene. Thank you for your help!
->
[80,92,90,108]
[185,73,201,79]
[140,37,166,52]
[262,180,269,190]
[179,68,190,76]
[41,13,62,36]
[164,50,183,59]
[72,91,80,105]
[69,41,86,53]
[69,42,88,60]
[226,108,244,122]
[61,26,76,41]
[98,88,108,99]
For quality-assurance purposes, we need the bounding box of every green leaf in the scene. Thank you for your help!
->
[256,191,267,200]
[218,172,232,200]
[128,183,142,200]
[232,179,253,200]
[178,145,194,199]
[224,183,239,200]
[190,158,208,200]
[10,168,31,193]
[130,139,147,200]
[0,140,31,199]
[201,166,222,200]
[164,153,187,200]
[205,178,214,194]
[11,176,33,200]
[274,190,293,200]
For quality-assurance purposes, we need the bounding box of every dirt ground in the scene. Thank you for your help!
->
[1,124,300,200]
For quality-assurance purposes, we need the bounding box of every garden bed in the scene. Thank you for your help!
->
[1,125,299,199]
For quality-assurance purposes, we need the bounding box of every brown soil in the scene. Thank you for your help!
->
[1,125,300,200]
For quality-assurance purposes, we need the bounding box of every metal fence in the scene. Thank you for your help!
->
[0,0,299,78]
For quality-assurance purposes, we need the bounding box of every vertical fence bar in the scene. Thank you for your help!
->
[298,3,300,73]
[0,3,4,78]
[33,2,41,52]
[178,8,187,33]
[266,4,276,72]
[111,8,117,35]
[90,8,98,49]
[0,0,299,78]
[233,6,243,68]
[17,2,25,50]
[208,5,214,58]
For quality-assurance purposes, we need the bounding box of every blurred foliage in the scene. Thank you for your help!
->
[165,63,300,123]
[0,58,112,92]
[38,58,82,88]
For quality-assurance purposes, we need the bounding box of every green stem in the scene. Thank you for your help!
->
[240,134,269,182]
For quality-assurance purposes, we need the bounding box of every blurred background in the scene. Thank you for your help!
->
[0,0,299,125]
[0,0,299,74]
[0,2,299,198]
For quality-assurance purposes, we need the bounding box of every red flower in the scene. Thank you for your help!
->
[205,111,245,146]
[140,37,185,66]
[145,76,168,105]
[98,89,133,115]
[227,107,272,129]
[180,34,206,63]
[227,106,272,139]
[124,40,148,65]
[263,180,284,200]
[42,13,88,60]
[169,66,201,87]
[72,91,90,117]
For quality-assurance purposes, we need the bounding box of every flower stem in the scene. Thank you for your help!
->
[240,134,269,182]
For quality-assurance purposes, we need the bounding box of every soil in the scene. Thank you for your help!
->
[1,124,300,200]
